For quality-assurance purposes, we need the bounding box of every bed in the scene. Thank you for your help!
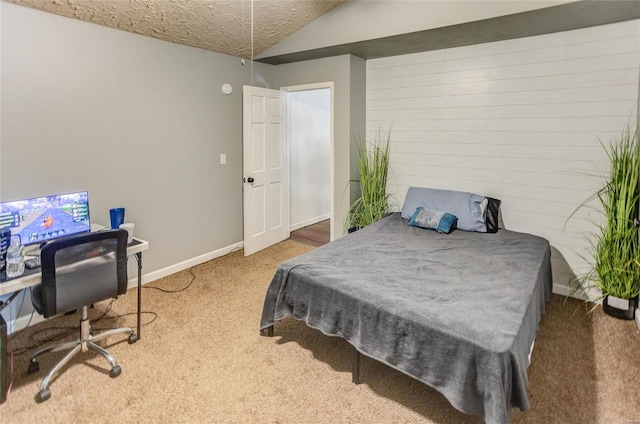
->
[260,190,552,424]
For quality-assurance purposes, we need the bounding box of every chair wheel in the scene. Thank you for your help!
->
[27,361,39,374]
[127,334,138,344]
[109,365,121,378]
[36,388,51,402]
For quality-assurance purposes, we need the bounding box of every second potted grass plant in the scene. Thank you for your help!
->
[577,124,640,319]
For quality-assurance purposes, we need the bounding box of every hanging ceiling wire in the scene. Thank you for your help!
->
[241,0,244,63]
[240,0,253,85]
[241,0,245,66]
[250,0,254,85]
[240,0,254,84]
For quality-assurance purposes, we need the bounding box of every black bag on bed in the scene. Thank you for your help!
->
[485,197,501,233]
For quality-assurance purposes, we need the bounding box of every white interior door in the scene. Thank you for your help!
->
[242,86,288,256]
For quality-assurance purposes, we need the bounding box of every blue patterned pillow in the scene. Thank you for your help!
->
[408,207,458,234]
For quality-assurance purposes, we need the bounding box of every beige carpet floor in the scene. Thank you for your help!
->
[1,239,639,423]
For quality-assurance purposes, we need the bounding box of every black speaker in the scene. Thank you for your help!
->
[0,314,7,404]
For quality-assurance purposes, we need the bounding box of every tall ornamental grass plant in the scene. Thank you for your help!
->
[583,125,640,300]
[346,129,392,231]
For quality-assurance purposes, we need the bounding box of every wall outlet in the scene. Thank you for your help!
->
[220,154,227,165]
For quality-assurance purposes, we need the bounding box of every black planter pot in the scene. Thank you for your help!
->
[602,295,639,320]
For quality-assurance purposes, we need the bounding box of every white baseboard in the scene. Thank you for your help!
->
[5,241,244,335]
[3,293,47,335]
[552,282,588,301]
[128,240,244,289]
[13,313,46,334]
[290,214,330,232]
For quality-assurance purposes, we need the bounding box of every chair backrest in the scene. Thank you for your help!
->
[38,229,128,318]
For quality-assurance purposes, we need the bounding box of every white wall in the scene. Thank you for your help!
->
[288,89,330,230]
[367,20,640,295]
[258,0,576,59]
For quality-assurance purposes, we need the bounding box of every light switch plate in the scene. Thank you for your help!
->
[220,154,227,165]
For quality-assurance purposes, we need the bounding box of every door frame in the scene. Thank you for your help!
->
[280,82,335,242]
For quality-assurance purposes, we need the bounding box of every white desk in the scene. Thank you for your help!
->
[0,237,149,340]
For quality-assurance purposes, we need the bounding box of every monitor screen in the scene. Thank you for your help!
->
[0,191,90,246]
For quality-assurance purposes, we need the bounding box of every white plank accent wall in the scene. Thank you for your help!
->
[366,20,640,297]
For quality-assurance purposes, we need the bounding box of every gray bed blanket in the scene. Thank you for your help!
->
[260,213,552,424]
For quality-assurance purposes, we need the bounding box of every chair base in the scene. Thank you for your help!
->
[28,306,136,402]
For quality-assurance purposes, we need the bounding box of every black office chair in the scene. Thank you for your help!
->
[28,229,137,402]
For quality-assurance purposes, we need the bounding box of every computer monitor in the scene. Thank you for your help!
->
[0,191,91,246]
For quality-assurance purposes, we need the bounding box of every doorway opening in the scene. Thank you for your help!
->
[283,83,333,244]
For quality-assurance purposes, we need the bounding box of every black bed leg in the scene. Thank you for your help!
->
[266,325,274,337]
[352,347,360,385]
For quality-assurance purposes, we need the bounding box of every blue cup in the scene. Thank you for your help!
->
[109,208,125,229]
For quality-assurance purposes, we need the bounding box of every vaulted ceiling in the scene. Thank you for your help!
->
[7,1,639,65]
[6,0,344,58]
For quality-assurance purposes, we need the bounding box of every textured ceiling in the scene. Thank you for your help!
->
[7,0,344,58]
